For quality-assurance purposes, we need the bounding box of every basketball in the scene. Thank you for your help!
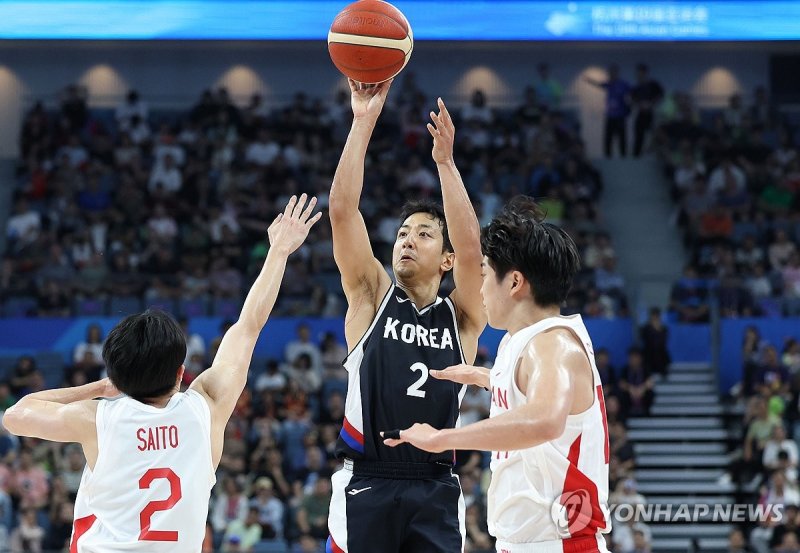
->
[327,0,413,84]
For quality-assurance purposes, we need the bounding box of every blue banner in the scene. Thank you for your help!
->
[0,1,798,41]
[0,316,634,374]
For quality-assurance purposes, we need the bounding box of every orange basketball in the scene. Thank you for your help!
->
[327,0,413,84]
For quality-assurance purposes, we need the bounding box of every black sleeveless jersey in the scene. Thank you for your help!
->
[336,285,466,464]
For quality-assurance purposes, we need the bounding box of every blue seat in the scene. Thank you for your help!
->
[252,540,289,553]
[145,297,177,314]
[75,298,106,316]
[213,297,241,318]
[2,296,37,317]
[109,296,142,315]
[179,297,207,318]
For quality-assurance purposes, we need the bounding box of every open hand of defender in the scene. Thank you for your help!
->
[430,363,490,388]
[267,194,322,256]
[348,78,393,121]
[428,97,455,164]
[382,423,446,453]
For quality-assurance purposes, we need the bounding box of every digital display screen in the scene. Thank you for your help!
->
[0,1,798,41]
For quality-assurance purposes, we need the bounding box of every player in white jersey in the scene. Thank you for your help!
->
[3,195,321,553]
[384,196,612,553]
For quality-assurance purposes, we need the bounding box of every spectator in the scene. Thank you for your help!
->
[461,89,493,126]
[9,507,44,553]
[211,477,249,535]
[533,62,563,109]
[756,345,790,399]
[744,397,780,475]
[255,360,287,394]
[115,89,148,132]
[709,157,747,195]
[630,63,663,157]
[249,477,284,539]
[222,506,262,552]
[670,265,711,323]
[595,348,617,397]
[295,477,331,540]
[763,424,799,479]
[727,528,751,552]
[8,357,42,398]
[148,153,182,195]
[585,64,631,157]
[11,450,49,510]
[640,308,670,377]
[43,501,73,552]
[285,324,323,376]
[5,198,41,251]
[618,348,655,417]
[178,316,206,365]
[73,324,104,365]
[769,230,797,271]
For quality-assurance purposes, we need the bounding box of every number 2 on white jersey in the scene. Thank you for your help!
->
[139,468,182,541]
[407,362,429,398]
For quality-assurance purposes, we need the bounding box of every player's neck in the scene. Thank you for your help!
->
[505,303,561,336]
[396,279,439,308]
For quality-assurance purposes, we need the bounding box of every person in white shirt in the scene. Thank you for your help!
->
[763,424,799,479]
[73,325,104,365]
[6,198,41,248]
[245,130,280,166]
[116,90,149,132]
[148,153,182,194]
[708,158,746,195]
[2,195,321,553]
[387,196,611,552]
[284,324,322,376]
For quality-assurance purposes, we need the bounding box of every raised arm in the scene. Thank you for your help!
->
[191,195,321,424]
[329,79,393,306]
[429,98,486,357]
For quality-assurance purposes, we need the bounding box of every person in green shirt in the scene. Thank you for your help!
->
[222,507,262,552]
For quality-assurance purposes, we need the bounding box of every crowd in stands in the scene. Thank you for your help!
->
[3,70,627,321]
[0,310,669,552]
[727,326,800,552]
[655,86,800,321]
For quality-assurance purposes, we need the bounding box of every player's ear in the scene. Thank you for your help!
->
[440,251,455,273]
[176,365,185,387]
[509,270,526,296]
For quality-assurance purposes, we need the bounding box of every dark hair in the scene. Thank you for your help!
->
[103,309,186,401]
[399,200,452,253]
[480,196,580,307]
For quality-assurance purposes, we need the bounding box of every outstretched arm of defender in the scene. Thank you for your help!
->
[384,333,579,452]
[191,195,321,421]
[330,79,393,299]
[431,363,490,389]
[430,99,486,353]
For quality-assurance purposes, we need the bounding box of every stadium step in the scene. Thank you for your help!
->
[651,404,726,416]
[636,482,736,495]
[634,469,726,481]
[669,362,713,372]
[652,538,728,553]
[634,443,727,455]
[626,417,723,429]
[654,383,717,395]
[637,454,730,468]
[627,428,730,441]
[665,372,714,384]
[649,524,732,538]
[648,496,735,507]
[654,394,716,405]
[624,362,734,552]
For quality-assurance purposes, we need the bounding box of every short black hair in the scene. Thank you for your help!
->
[399,200,452,253]
[480,196,580,307]
[103,309,186,401]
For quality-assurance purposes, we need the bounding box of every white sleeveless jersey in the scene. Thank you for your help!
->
[487,315,611,547]
[71,390,216,553]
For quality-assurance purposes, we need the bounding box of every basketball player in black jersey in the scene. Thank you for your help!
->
[325,78,486,553]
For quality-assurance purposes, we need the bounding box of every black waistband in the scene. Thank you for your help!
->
[345,458,453,480]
